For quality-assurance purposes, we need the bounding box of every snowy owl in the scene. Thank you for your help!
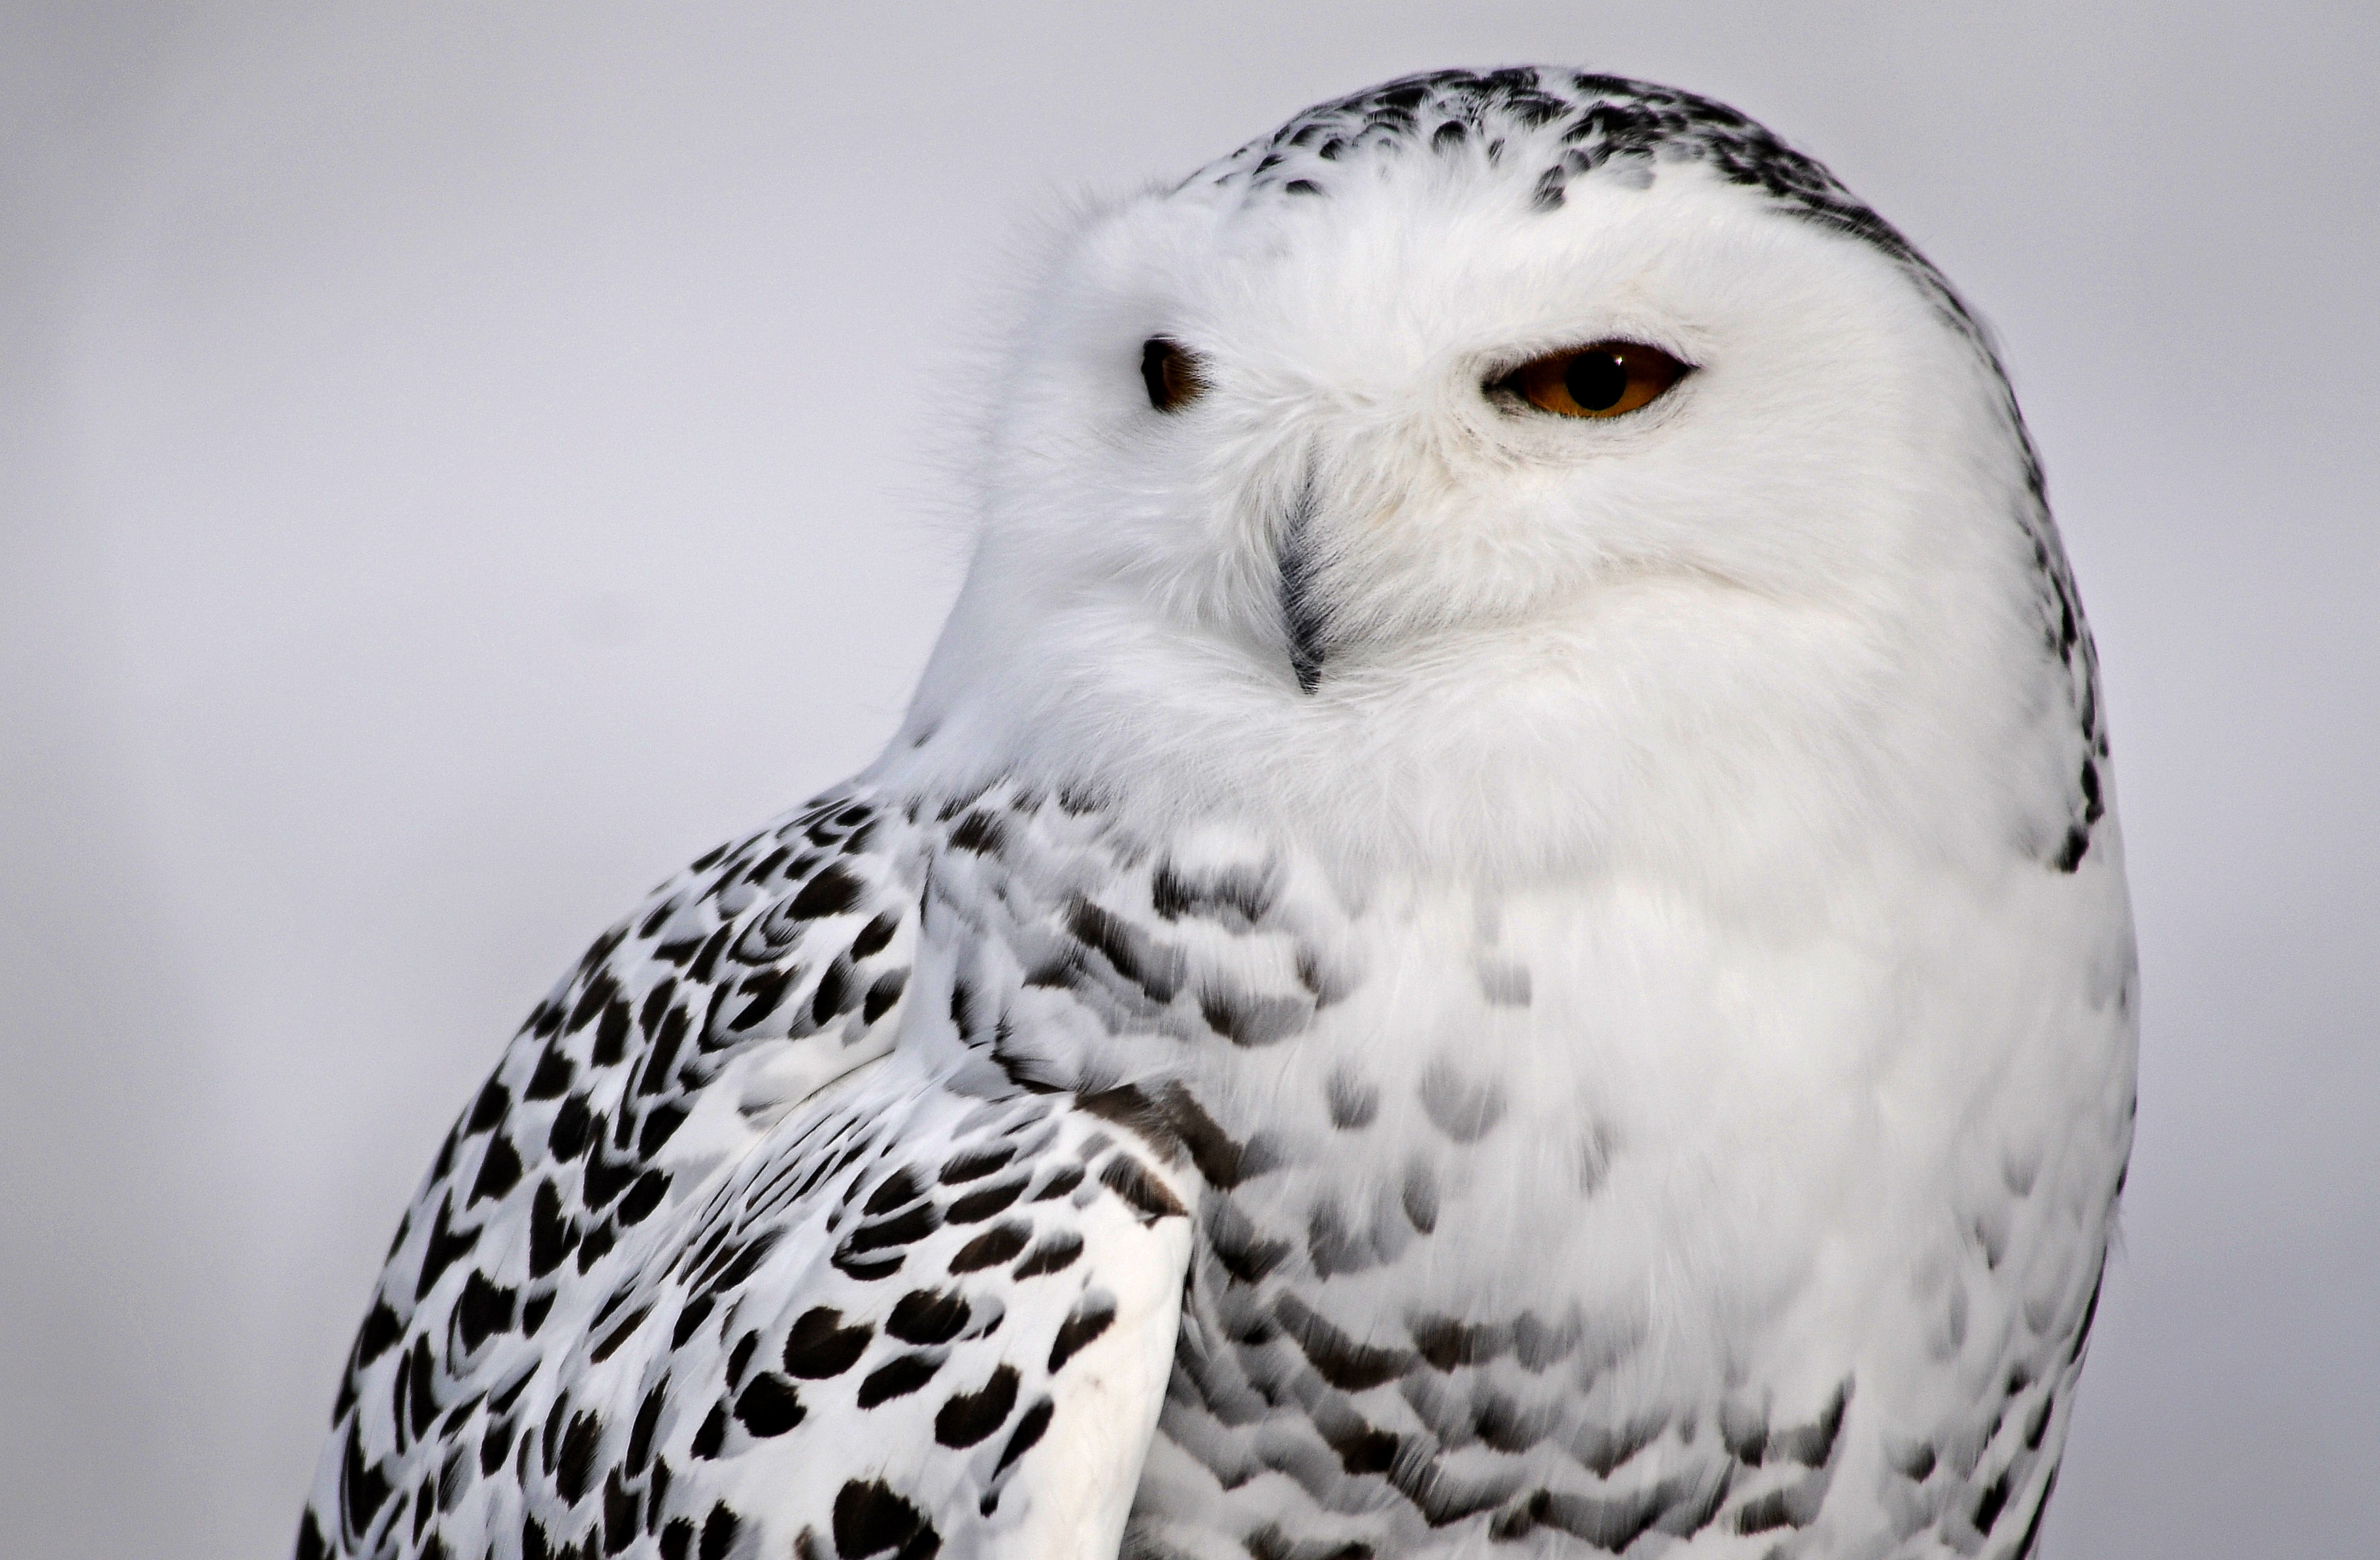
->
[299,69,2136,1560]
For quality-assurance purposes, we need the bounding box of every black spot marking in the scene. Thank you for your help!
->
[1013,1230,1084,1278]
[1099,1155,1188,1222]
[1574,1413,1667,1478]
[887,1289,971,1346]
[688,926,734,984]
[1079,1080,1264,1187]
[949,1221,1031,1273]
[812,958,854,1026]
[413,1195,481,1301]
[584,1148,637,1212]
[832,1479,939,1560]
[789,864,865,920]
[833,1249,904,1281]
[589,1304,652,1364]
[862,970,908,1025]
[1199,989,1311,1047]
[353,1299,403,1368]
[592,998,631,1066]
[2014,1469,2058,1559]
[671,1294,716,1350]
[1274,1295,1415,1391]
[733,1373,805,1438]
[1736,1490,1796,1536]
[637,1008,687,1095]
[1048,1291,1118,1372]
[994,1397,1054,1476]
[1150,860,1274,927]
[944,1175,1028,1225]
[626,1384,665,1474]
[466,1080,510,1134]
[1974,1469,2013,1534]
[1243,1525,1371,1560]
[1410,1314,1508,1372]
[400,1335,437,1441]
[2070,1259,2107,1364]
[567,975,616,1035]
[1065,897,1186,1002]
[1720,1398,1769,1465]
[1540,1473,1724,1552]
[480,1416,516,1476]
[728,967,797,1032]
[784,1307,874,1378]
[603,1470,637,1555]
[1402,1160,1439,1234]
[1326,1067,1379,1129]
[618,1169,668,1226]
[1029,1162,1084,1201]
[1307,1198,1373,1278]
[938,1142,1016,1185]
[556,1410,602,1505]
[689,1405,726,1460]
[935,1365,1020,1448]
[548,1096,595,1161]
[1328,1421,1401,1475]
[847,1200,942,1251]
[1207,1199,1294,1284]
[866,1167,927,1216]
[699,1504,740,1560]
[856,1352,941,1407]
[948,810,1005,854]
[1769,1383,1849,1466]
[852,911,900,959]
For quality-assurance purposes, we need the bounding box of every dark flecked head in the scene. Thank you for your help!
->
[1190,67,1975,342]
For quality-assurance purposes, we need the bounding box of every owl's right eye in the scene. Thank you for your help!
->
[1141,337,1207,412]
[1496,340,1692,419]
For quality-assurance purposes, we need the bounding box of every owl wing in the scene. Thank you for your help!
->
[298,784,1199,1560]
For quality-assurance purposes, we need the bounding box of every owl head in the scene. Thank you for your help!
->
[896,71,2100,884]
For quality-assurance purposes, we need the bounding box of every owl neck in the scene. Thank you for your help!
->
[873,554,2042,904]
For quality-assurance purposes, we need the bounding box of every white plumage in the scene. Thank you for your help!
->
[301,69,2135,1560]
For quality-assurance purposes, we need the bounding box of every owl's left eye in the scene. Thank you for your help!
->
[1496,341,1692,419]
[1141,337,1207,412]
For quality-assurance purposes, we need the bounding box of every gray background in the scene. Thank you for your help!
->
[4,3,2373,1555]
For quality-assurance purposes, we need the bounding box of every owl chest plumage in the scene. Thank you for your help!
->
[918,790,2132,1556]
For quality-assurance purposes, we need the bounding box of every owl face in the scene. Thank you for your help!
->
[908,75,2063,877]
[978,105,2021,693]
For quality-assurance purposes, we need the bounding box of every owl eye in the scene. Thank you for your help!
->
[1141,337,1207,412]
[1498,341,1691,419]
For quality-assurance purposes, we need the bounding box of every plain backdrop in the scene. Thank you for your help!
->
[3,3,2373,1556]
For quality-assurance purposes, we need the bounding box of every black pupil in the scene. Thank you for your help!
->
[1564,351,1630,412]
[1143,338,1181,410]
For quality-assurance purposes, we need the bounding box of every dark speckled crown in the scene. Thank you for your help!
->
[1192,67,1968,339]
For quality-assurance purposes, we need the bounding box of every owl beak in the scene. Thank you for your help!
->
[1277,482,1327,695]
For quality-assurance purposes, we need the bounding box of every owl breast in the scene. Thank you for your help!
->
[1096,845,2133,1557]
